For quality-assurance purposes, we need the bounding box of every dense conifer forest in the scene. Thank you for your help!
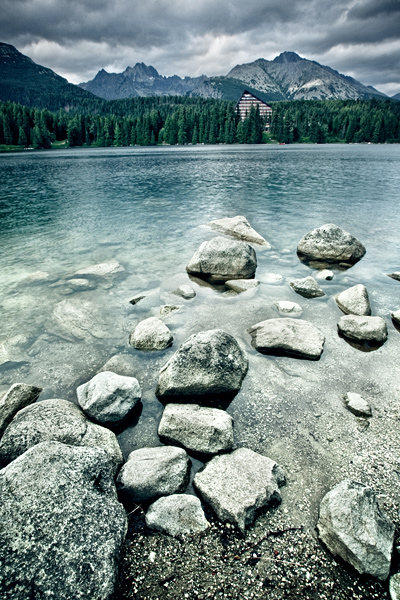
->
[0,96,399,150]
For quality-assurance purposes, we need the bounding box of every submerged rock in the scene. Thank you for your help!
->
[70,259,124,278]
[67,277,97,291]
[47,297,106,342]
[336,284,371,316]
[208,215,271,247]
[0,383,42,438]
[0,441,127,600]
[156,329,248,402]
[225,278,260,293]
[387,272,400,282]
[21,270,58,285]
[146,494,209,537]
[317,479,394,580]
[338,315,388,344]
[129,317,173,351]
[297,224,366,265]
[261,273,284,285]
[0,398,123,474]
[344,392,372,417]
[77,371,141,426]
[172,285,196,299]
[194,448,285,532]
[129,288,159,306]
[99,353,140,377]
[160,305,181,317]
[0,342,29,371]
[116,446,190,503]
[247,318,325,360]
[186,236,257,282]
[274,301,303,316]
[289,276,325,298]
[158,403,234,455]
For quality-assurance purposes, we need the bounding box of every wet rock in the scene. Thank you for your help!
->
[99,353,139,377]
[225,278,260,293]
[172,285,196,300]
[297,224,366,265]
[338,315,388,344]
[0,383,42,438]
[116,446,190,503]
[387,272,400,282]
[158,403,234,455]
[0,398,123,474]
[193,448,285,533]
[156,329,248,401]
[77,371,141,426]
[344,392,372,417]
[274,301,303,316]
[317,479,394,580]
[186,236,257,282]
[70,259,124,278]
[67,277,97,291]
[336,284,371,316]
[390,573,400,600]
[0,441,127,600]
[146,494,209,537]
[47,297,106,342]
[247,318,324,360]
[21,271,58,285]
[315,269,334,280]
[129,317,173,351]
[391,309,400,325]
[289,276,325,298]
[0,342,29,371]
[261,273,284,285]
[208,215,271,247]
[160,305,181,317]
[129,288,159,306]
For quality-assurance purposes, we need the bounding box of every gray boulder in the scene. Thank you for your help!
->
[129,316,173,351]
[225,279,260,293]
[274,301,303,316]
[338,315,388,344]
[194,447,285,533]
[172,285,196,300]
[116,446,190,503]
[297,224,366,264]
[186,236,257,282]
[158,403,234,455]
[0,383,42,438]
[247,318,325,360]
[146,494,209,537]
[336,284,371,316]
[344,392,372,417]
[390,573,400,600]
[391,309,400,325]
[77,371,141,426]
[387,272,400,282]
[317,479,394,580]
[0,398,123,474]
[0,441,127,600]
[70,259,124,278]
[156,329,248,401]
[289,276,325,298]
[208,215,271,247]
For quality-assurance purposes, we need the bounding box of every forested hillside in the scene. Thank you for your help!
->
[1,96,399,149]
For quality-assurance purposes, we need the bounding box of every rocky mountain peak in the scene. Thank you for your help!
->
[123,63,159,80]
[273,51,303,64]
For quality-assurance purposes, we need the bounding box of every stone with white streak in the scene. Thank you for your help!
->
[146,494,209,537]
[129,317,173,351]
[208,215,271,247]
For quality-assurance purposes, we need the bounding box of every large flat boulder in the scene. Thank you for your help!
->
[0,398,123,474]
[77,371,141,426]
[208,216,271,247]
[0,383,42,438]
[158,403,234,455]
[193,448,285,532]
[186,236,257,282]
[129,317,173,351]
[116,446,190,503]
[247,318,325,360]
[0,441,127,600]
[297,224,366,265]
[335,284,371,316]
[146,494,209,537]
[338,315,388,344]
[156,329,248,402]
[317,480,394,580]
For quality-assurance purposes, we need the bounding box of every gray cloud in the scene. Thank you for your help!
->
[1,0,399,95]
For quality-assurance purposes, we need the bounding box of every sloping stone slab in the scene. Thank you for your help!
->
[0,399,123,474]
[289,276,325,298]
[77,371,141,426]
[129,317,173,351]
[0,441,127,600]
[0,383,42,438]
[225,279,260,293]
[297,224,366,265]
[186,236,257,282]
[338,315,388,344]
[208,215,271,247]
[156,329,248,401]
[158,404,234,455]
[336,284,371,316]
[193,448,285,532]
[317,479,394,580]
[146,494,209,537]
[247,318,325,360]
[116,446,190,503]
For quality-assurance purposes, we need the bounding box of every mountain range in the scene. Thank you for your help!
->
[0,41,395,111]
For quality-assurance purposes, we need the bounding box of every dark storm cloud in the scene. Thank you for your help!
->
[0,0,399,95]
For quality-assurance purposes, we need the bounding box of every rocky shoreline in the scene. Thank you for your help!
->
[1,216,400,599]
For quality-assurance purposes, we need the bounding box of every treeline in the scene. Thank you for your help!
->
[270,99,400,143]
[0,97,264,148]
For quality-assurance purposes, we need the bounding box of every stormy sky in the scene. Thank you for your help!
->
[1,0,400,96]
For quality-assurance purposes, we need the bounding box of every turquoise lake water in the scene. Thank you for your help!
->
[1,144,400,457]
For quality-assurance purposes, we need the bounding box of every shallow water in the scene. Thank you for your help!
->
[1,144,400,471]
